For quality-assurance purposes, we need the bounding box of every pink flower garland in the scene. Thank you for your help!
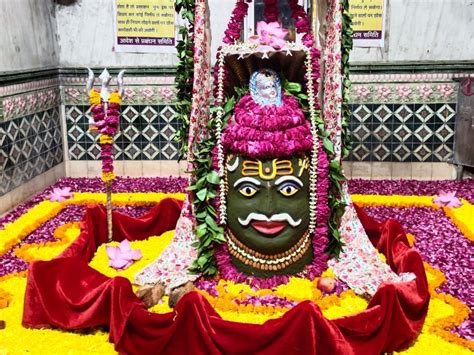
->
[214,142,329,289]
[89,91,121,182]
[222,93,313,159]
[216,0,321,105]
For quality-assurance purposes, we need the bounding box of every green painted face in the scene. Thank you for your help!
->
[226,154,312,276]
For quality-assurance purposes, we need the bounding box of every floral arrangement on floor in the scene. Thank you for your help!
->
[0,178,473,353]
[0,193,472,353]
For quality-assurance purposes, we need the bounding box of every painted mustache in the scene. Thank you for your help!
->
[238,212,302,227]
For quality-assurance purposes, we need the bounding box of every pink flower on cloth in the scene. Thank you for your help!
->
[48,187,73,202]
[106,240,142,270]
[433,191,462,208]
[249,21,288,49]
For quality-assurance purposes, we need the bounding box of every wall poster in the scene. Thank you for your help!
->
[113,0,176,53]
[350,0,386,47]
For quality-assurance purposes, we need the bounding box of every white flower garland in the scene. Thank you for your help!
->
[303,47,319,234]
[215,51,227,225]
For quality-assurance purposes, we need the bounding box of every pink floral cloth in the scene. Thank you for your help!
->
[322,0,343,161]
[134,198,198,292]
[134,0,211,292]
[328,184,415,296]
[186,0,212,168]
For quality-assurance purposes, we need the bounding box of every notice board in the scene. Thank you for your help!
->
[113,0,176,53]
[350,0,386,47]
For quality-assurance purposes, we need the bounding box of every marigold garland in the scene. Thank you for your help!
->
[443,200,474,242]
[88,89,101,105]
[13,222,81,263]
[99,135,114,145]
[0,201,63,256]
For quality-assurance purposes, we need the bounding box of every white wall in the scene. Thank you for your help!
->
[0,0,59,72]
[209,0,474,64]
[209,0,235,61]
[56,0,177,67]
[1,0,472,72]
[350,0,474,63]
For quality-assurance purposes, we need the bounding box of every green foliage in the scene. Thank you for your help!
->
[189,89,246,276]
[341,0,354,160]
[174,0,195,160]
[282,79,345,257]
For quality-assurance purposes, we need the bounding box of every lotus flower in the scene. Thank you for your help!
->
[48,187,73,202]
[433,191,462,208]
[249,21,288,49]
[106,240,142,270]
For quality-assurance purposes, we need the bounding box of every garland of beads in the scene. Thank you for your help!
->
[227,230,311,271]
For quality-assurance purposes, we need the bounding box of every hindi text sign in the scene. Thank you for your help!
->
[350,0,386,47]
[114,0,176,53]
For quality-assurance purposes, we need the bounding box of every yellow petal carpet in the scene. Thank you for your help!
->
[0,193,472,354]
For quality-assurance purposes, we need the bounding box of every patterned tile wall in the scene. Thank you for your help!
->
[348,103,456,162]
[62,75,181,161]
[0,107,63,195]
[64,78,459,164]
[346,79,458,162]
[65,104,181,160]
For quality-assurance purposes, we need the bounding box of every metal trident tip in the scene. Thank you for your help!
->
[99,68,112,86]
[99,69,112,102]
[86,67,95,92]
[117,70,126,97]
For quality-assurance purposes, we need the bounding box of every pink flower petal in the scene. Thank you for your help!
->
[110,257,129,269]
[131,249,142,261]
[118,239,132,253]
[106,246,119,259]
[433,190,462,208]
[48,187,73,202]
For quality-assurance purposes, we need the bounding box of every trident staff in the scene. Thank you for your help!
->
[86,68,125,242]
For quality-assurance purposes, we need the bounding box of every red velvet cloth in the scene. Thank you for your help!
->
[23,200,429,354]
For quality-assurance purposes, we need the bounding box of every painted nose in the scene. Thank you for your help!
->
[262,183,276,214]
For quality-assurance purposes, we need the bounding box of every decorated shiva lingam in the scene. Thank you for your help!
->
[223,69,317,277]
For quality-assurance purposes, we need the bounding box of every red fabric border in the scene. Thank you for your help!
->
[22,199,429,354]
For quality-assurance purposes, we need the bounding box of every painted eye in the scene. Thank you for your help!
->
[278,183,300,197]
[238,184,258,197]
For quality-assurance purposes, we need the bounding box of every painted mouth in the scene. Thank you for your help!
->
[251,221,287,236]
